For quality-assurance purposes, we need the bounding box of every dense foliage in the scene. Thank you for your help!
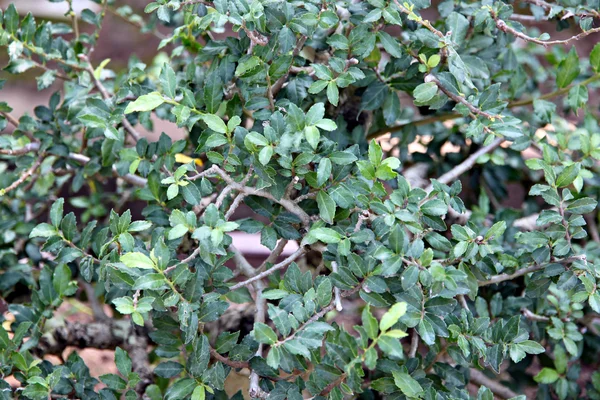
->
[1,0,600,399]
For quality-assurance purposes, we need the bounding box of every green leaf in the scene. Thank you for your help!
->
[380,302,407,331]
[556,47,580,89]
[304,125,320,149]
[53,264,72,296]
[235,56,261,77]
[115,347,133,376]
[330,151,358,165]
[191,385,205,400]
[327,81,339,106]
[134,273,168,290]
[534,368,560,384]
[362,305,379,339]
[392,371,423,398]
[124,92,165,114]
[590,43,600,72]
[258,146,273,165]
[316,278,333,307]
[413,82,438,103]
[378,31,403,58]
[555,163,580,187]
[484,221,506,241]
[50,198,64,228]
[317,158,332,187]
[253,322,278,345]
[121,252,156,269]
[165,378,197,400]
[311,227,342,243]
[566,197,597,214]
[317,190,336,224]
[421,199,447,216]
[202,114,227,134]
[30,223,58,238]
[160,63,177,98]
[518,340,545,355]
[154,361,184,378]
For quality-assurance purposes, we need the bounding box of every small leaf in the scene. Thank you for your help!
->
[201,114,227,134]
[380,302,407,331]
[317,190,336,224]
[124,92,165,114]
[253,322,278,345]
[534,368,560,384]
[392,371,423,398]
[121,252,156,269]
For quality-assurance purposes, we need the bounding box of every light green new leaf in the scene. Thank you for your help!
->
[124,92,165,114]
[121,252,156,269]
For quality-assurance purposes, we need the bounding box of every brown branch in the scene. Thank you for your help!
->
[79,54,142,142]
[209,347,250,369]
[229,247,306,291]
[494,17,600,47]
[190,165,310,226]
[274,281,363,347]
[426,75,501,121]
[2,156,43,195]
[408,329,419,358]
[584,214,600,243]
[469,368,518,399]
[0,142,40,156]
[271,35,307,97]
[478,255,586,286]
[426,138,505,193]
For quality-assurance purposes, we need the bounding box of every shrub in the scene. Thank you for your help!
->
[1,0,600,399]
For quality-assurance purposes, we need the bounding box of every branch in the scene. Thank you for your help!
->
[0,142,40,156]
[271,35,308,97]
[229,247,306,291]
[274,281,364,347]
[478,255,586,286]
[408,329,419,358]
[190,165,310,226]
[426,138,505,193]
[426,75,501,121]
[469,368,518,399]
[494,16,600,47]
[209,347,249,369]
[79,54,142,142]
[1,156,43,195]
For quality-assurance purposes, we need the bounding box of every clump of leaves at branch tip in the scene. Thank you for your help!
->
[1,0,600,399]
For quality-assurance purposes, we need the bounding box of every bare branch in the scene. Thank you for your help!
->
[494,16,600,47]
[229,247,306,291]
[469,368,518,399]
[426,75,501,121]
[426,138,505,193]
[478,255,586,286]
[191,165,310,226]
[1,156,43,195]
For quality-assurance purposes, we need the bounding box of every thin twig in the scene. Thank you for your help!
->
[469,368,518,399]
[271,35,308,97]
[1,156,43,195]
[79,54,141,142]
[478,255,586,286]
[494,16,600,47]
[190,165,310,226]
[408,329,419,358]
[426,75,501,121]
[331,262,343,311]
[229,247,306,291]
[426,138,505,193]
